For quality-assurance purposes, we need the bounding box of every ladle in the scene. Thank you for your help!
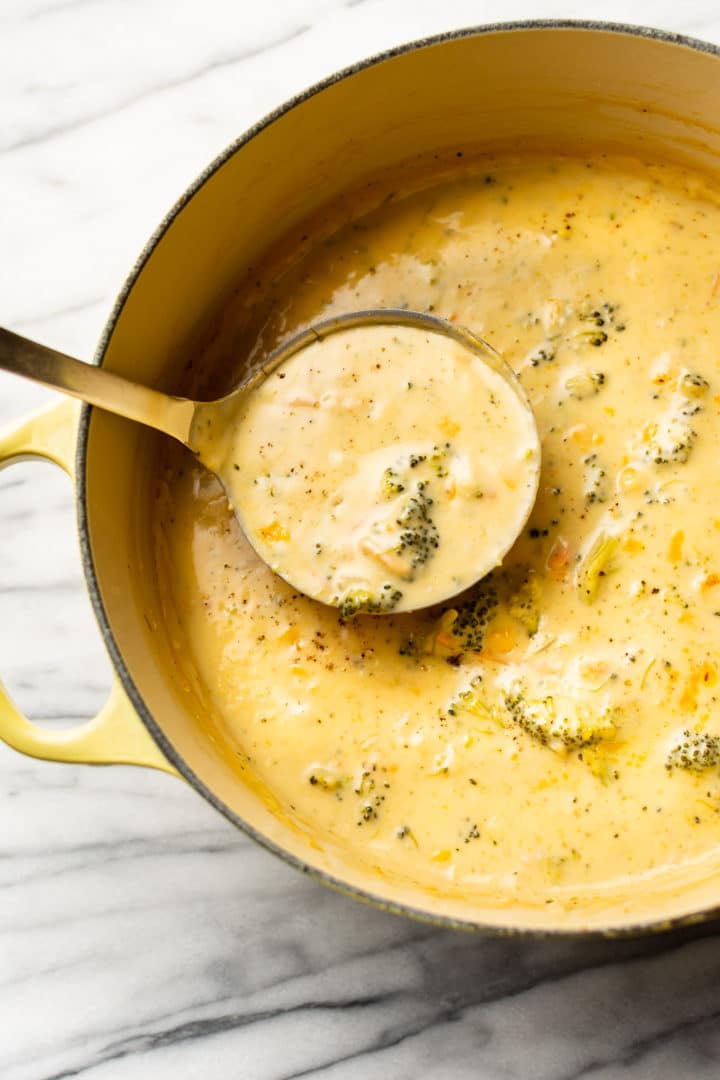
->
[0,310,541,614]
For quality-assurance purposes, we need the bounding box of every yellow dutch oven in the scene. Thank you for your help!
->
[4,21,720,935]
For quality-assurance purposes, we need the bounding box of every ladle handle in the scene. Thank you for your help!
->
[0,327,195,444]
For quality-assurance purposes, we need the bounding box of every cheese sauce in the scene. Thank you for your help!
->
[154,154,720,914]
[191,323,540,613]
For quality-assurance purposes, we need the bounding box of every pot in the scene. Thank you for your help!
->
[4,20,720,935]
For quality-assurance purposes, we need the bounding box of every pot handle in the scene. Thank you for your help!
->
[0,400,178,775]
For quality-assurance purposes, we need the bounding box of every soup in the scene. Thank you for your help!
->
[154,154,720,917]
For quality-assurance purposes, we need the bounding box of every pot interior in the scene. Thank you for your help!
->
[84,24,720,932]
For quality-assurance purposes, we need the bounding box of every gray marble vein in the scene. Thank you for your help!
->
[4,2,720,1079]
[2,24,315,155]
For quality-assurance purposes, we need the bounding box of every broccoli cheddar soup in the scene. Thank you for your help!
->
[155,154,720,922]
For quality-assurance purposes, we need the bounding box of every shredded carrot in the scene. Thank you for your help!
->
[679,663,717,711]
[668,530,684,562]
[702,663,717,687]
[484,626,517,655]
[546,537,570,575]
[259,521,290,542]
[679,678,697,712]
[478,652,511,665]
[702,573,720,592]
[623,536,645,555]
[439,417,461,437]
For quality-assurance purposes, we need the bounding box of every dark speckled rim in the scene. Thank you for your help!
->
[77,19,720,938]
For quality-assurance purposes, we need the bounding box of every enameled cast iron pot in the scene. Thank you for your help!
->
[4,21,720,936]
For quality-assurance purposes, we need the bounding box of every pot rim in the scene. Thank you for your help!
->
[77,18,720,938]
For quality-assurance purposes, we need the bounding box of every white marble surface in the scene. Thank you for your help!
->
[4,2,720,1077]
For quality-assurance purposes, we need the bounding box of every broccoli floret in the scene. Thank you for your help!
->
[579,301,625,334]
[395,480,440,573]
[564,369,607,400]
[528,343,557,367]
[336,586,403,618]
[361,451,447,581]
[665,730,720,772]
[381,467,405,498]
[429,443,451,478]
[445,577,500,653]
[644,405,698,466]
[427,567,539,659]
[504,683,617,752]
[447,675,488,718]
[575,530,618,604]
[447,676,618,757]
[528,300,624,366]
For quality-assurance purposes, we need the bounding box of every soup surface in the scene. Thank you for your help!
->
[155,154,720,919]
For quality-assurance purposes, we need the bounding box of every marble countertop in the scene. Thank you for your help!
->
[4,2,720,1077]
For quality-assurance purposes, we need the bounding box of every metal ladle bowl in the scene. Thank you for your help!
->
[0,309,541,612]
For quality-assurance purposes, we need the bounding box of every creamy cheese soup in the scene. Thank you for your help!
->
[154,154,720,915]
[191,323,540,613]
